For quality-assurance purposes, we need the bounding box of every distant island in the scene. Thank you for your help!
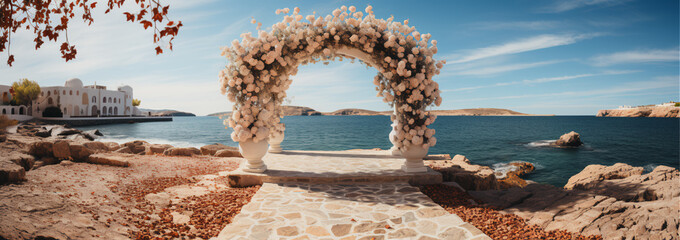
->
[207,106,550,118]
[140,108,196,117]
[597,102,679,118]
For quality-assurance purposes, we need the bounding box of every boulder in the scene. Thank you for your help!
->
[146,144,173,155]
[87,153,130,167]
[54,127,82,136]
[163,147,201,156]
[425,154,499,191]
[7,153,35,171]
[214,149,243,158]
[122,140,148,154]
[68,144,93,162]
[28,141,53,158]
[564,163,644,190]
[39,157,59,165]
[103,142,121,151]
[52,140,71,159]
[113,147,133,154]
[554,131,582,147]
[83,129,104,137]
[82,142,110,152]
[0,159,26,183]
[35,129,52,138]
[200,143,236,155]
[200,143,237,155]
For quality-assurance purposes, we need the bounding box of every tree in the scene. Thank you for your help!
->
[10,79,41,106]
[0,0,182,66]
[132,98,141,106]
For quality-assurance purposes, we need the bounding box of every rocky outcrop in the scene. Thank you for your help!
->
[28,141,53,158]
[7,153,35,171]
[163,147,201,156]
[200,143,237,156]
[469,164,679,240]
[554,131,582,147]
[564,163,644,190]
[325,108,383,116]
[425,155,500,190]
[597,106,679,118]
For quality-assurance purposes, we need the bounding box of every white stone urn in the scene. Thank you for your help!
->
[388,122,401,156]
[268,131,284,153]
[239,139,269,173]
[400,145,429,173]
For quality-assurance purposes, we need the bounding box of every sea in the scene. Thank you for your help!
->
[76,116,680,187]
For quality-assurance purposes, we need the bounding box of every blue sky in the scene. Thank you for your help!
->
[1,0,678,115]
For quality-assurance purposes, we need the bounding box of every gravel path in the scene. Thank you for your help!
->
[216,183,491,240]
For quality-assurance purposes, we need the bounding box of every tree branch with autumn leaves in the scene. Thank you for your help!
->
[0,0,182,66]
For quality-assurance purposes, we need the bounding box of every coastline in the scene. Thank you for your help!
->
[1,121,677,239]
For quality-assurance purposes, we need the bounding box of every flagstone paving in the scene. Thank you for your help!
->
[214,183,491,240]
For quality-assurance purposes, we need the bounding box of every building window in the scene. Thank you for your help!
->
[63,90,66,95]
[2,109,5,114]
[69,90,72,95]
[64,108,67,114]
[11,108,14,114]
[77,91,79,95]
[108,97,112,103]
[92,96,96,103]
[113,98,116,103]
[103,97,107,103]
[53,90,57,95]
[47,91,50,96]
[47,98,53,105]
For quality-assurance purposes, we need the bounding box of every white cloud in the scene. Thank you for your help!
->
[542,0,632,13]
[591,48,679,66]
[443,70,637,92]
[447,75,678,102]
[470,21,560,30]
[447,34,598,63]
[454,60,563,76]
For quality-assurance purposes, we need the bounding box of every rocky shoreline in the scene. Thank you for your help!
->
[597,105,679,118]
[0,122,677,239]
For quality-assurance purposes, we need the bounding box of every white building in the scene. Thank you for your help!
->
[1,78,144,120]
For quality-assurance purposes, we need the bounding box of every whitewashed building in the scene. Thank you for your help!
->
[1,78,144,120]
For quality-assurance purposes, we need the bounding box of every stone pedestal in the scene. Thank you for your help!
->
[268,131,284,153]
[400,145,429,173]
[239,139,269,173]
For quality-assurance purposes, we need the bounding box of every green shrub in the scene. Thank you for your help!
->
[42,106,63,117]
[675,102,679,107]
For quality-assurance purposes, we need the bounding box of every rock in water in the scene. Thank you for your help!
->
[554,131,582,147]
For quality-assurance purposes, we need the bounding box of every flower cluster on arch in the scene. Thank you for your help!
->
[219,5,445,149]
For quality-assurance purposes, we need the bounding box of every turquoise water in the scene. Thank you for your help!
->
[77,116,679,186]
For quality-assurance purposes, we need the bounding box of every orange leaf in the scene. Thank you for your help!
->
[155,46,163,55]
[141,20,152,29]
[167,21,174,26]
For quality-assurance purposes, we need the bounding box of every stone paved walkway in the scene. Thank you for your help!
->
[214,183,490,240]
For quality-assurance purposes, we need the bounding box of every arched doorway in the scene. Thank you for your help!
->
[82,93,89,105]
[73,105,80,117]
[114,107,118,115]
[19,106,24,115]
[102,106,107,116]
[92,105,98,116]
[219,6,444,173]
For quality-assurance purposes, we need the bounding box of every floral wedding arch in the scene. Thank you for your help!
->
[219,5,445,173]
